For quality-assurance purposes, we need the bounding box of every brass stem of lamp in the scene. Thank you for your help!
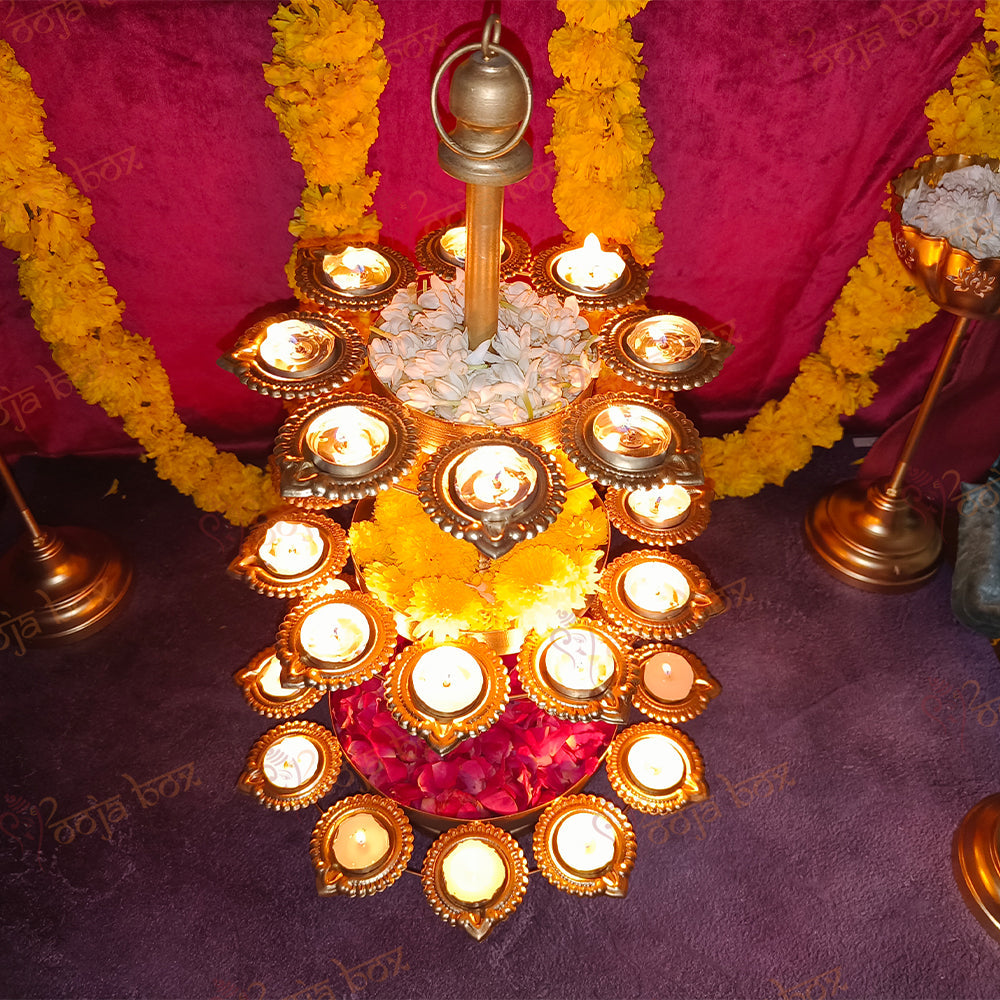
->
[466,184,504,348]
[804,314,971,592]
[0,453,132,645]
[952,793,1000,943]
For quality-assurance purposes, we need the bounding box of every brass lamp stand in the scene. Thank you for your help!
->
[0,453,131,645]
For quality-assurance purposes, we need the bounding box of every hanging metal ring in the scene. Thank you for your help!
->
[429,19,533,163]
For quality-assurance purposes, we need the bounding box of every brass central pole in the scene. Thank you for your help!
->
[0,452,44,541]
[465,185,504,349]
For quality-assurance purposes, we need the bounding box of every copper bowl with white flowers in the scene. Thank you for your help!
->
[890,154,1000,319]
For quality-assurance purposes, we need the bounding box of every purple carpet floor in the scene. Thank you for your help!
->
[1,440,999,1000]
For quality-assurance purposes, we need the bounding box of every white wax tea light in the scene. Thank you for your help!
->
[626,485,692,528]
[258,320,333,375]
[642,651,695,702]
[554,811,617,874]
[555,233,625,291]
[454,445,538,513]
[625,734,686,791]
[441,839,507,906]
[322,246,391,290]
[298,604,371,663]
[258,521,324,577]
[439,226,467,264]
[592,405,671,459]
[411,647,485,716]
[625,316,701,367]
[332,813,392,873]
[306,407,390,467]
[263,735,320,789]
[544,630,616,696]
[622,562,690,617]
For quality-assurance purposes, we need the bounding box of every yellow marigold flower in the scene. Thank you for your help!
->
[549,25,643,89]
[558,0,648,33]
[406,578,491,643]
[363,561,413,610]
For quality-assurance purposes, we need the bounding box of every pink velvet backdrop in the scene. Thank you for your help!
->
[2,0,997,486]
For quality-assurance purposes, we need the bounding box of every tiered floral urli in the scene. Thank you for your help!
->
[227,1,730,939]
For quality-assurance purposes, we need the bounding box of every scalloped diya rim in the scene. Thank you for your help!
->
[628,641,722,725]
[233,646,325,719]
[604,481,715,548]
[414,226,533,282]
[294,240,417,313]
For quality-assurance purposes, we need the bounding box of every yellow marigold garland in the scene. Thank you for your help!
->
[265,0,389,285]
[547,0,664,265]
[701,3,1000,497]
[0,41,277,527]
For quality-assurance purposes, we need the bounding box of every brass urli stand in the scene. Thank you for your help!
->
[0,453,131,645]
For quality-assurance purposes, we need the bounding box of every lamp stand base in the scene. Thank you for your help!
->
[804,477,941,593]
[0,525,132,645]
[953,793,1000,943]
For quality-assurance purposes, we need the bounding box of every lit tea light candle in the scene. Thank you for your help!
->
[258,521,325,577]
[331,813,392,874]
[626,485,692,529]
[305,406,391,473]
[439,226,467,265]
[258,319,336,377]
[642,650,695,702]
[622,561,691,618]
[411,646,485,716]
[441,838,508,906]
[555,233,626,292]
[322,246,392,292]
[263,734,321,789]
[625,315,702,369]
[554,811,617,875]
[257,653,301,699]
[298,603,372,664]
[590,404,672,468]
[625,733,686,792]
[543,629,617,698]
[454,445,539,514]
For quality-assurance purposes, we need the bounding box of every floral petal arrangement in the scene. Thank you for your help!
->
[348,484,608,641]
[369,270,600,425]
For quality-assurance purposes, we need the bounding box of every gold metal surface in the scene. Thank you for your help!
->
[233,646,324,719]
[952,793,1000,942]
[227,508,348,599]
[597,309,734,392]
[531,240,649,311]
[218,311,366,400]
[273,393,420,508]
[889,155,1000,318]
[629,642,721,724]
[414,226,531,281]
[383,637,510,754]
[560,392,704,490]
[420,821,529,940]
[417,433,567,559]
[598,550,725,641]
[516,622,636,724]
[277,591,397,692]
[237,720,342,811]
[605,482,714,548]
[605,721,708,815]
[310,793,414,897]
[533,794,636,897]
[293,240,415,314]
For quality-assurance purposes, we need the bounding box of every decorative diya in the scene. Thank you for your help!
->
[421,821,529,940]
[383,637,510,754]
[533,794,636,897]
[532,233,649,311]
[310,793,413,897]
[561,392,704,491]
[415,225,532,281]
[233,646,324,719]
[294,240,416,313]
[605,482,714,548]
[237,720,342,811]
[605,721,708,814]
[418,433,567,559]
[218,311,366,399]
[629,643,721,724]
[273,393,420,508]
[276,591,396,691]
[227,508,347,598]
[516,622,636,724]
[598,310,734,392]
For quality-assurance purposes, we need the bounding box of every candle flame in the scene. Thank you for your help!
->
[555,232,626,290]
